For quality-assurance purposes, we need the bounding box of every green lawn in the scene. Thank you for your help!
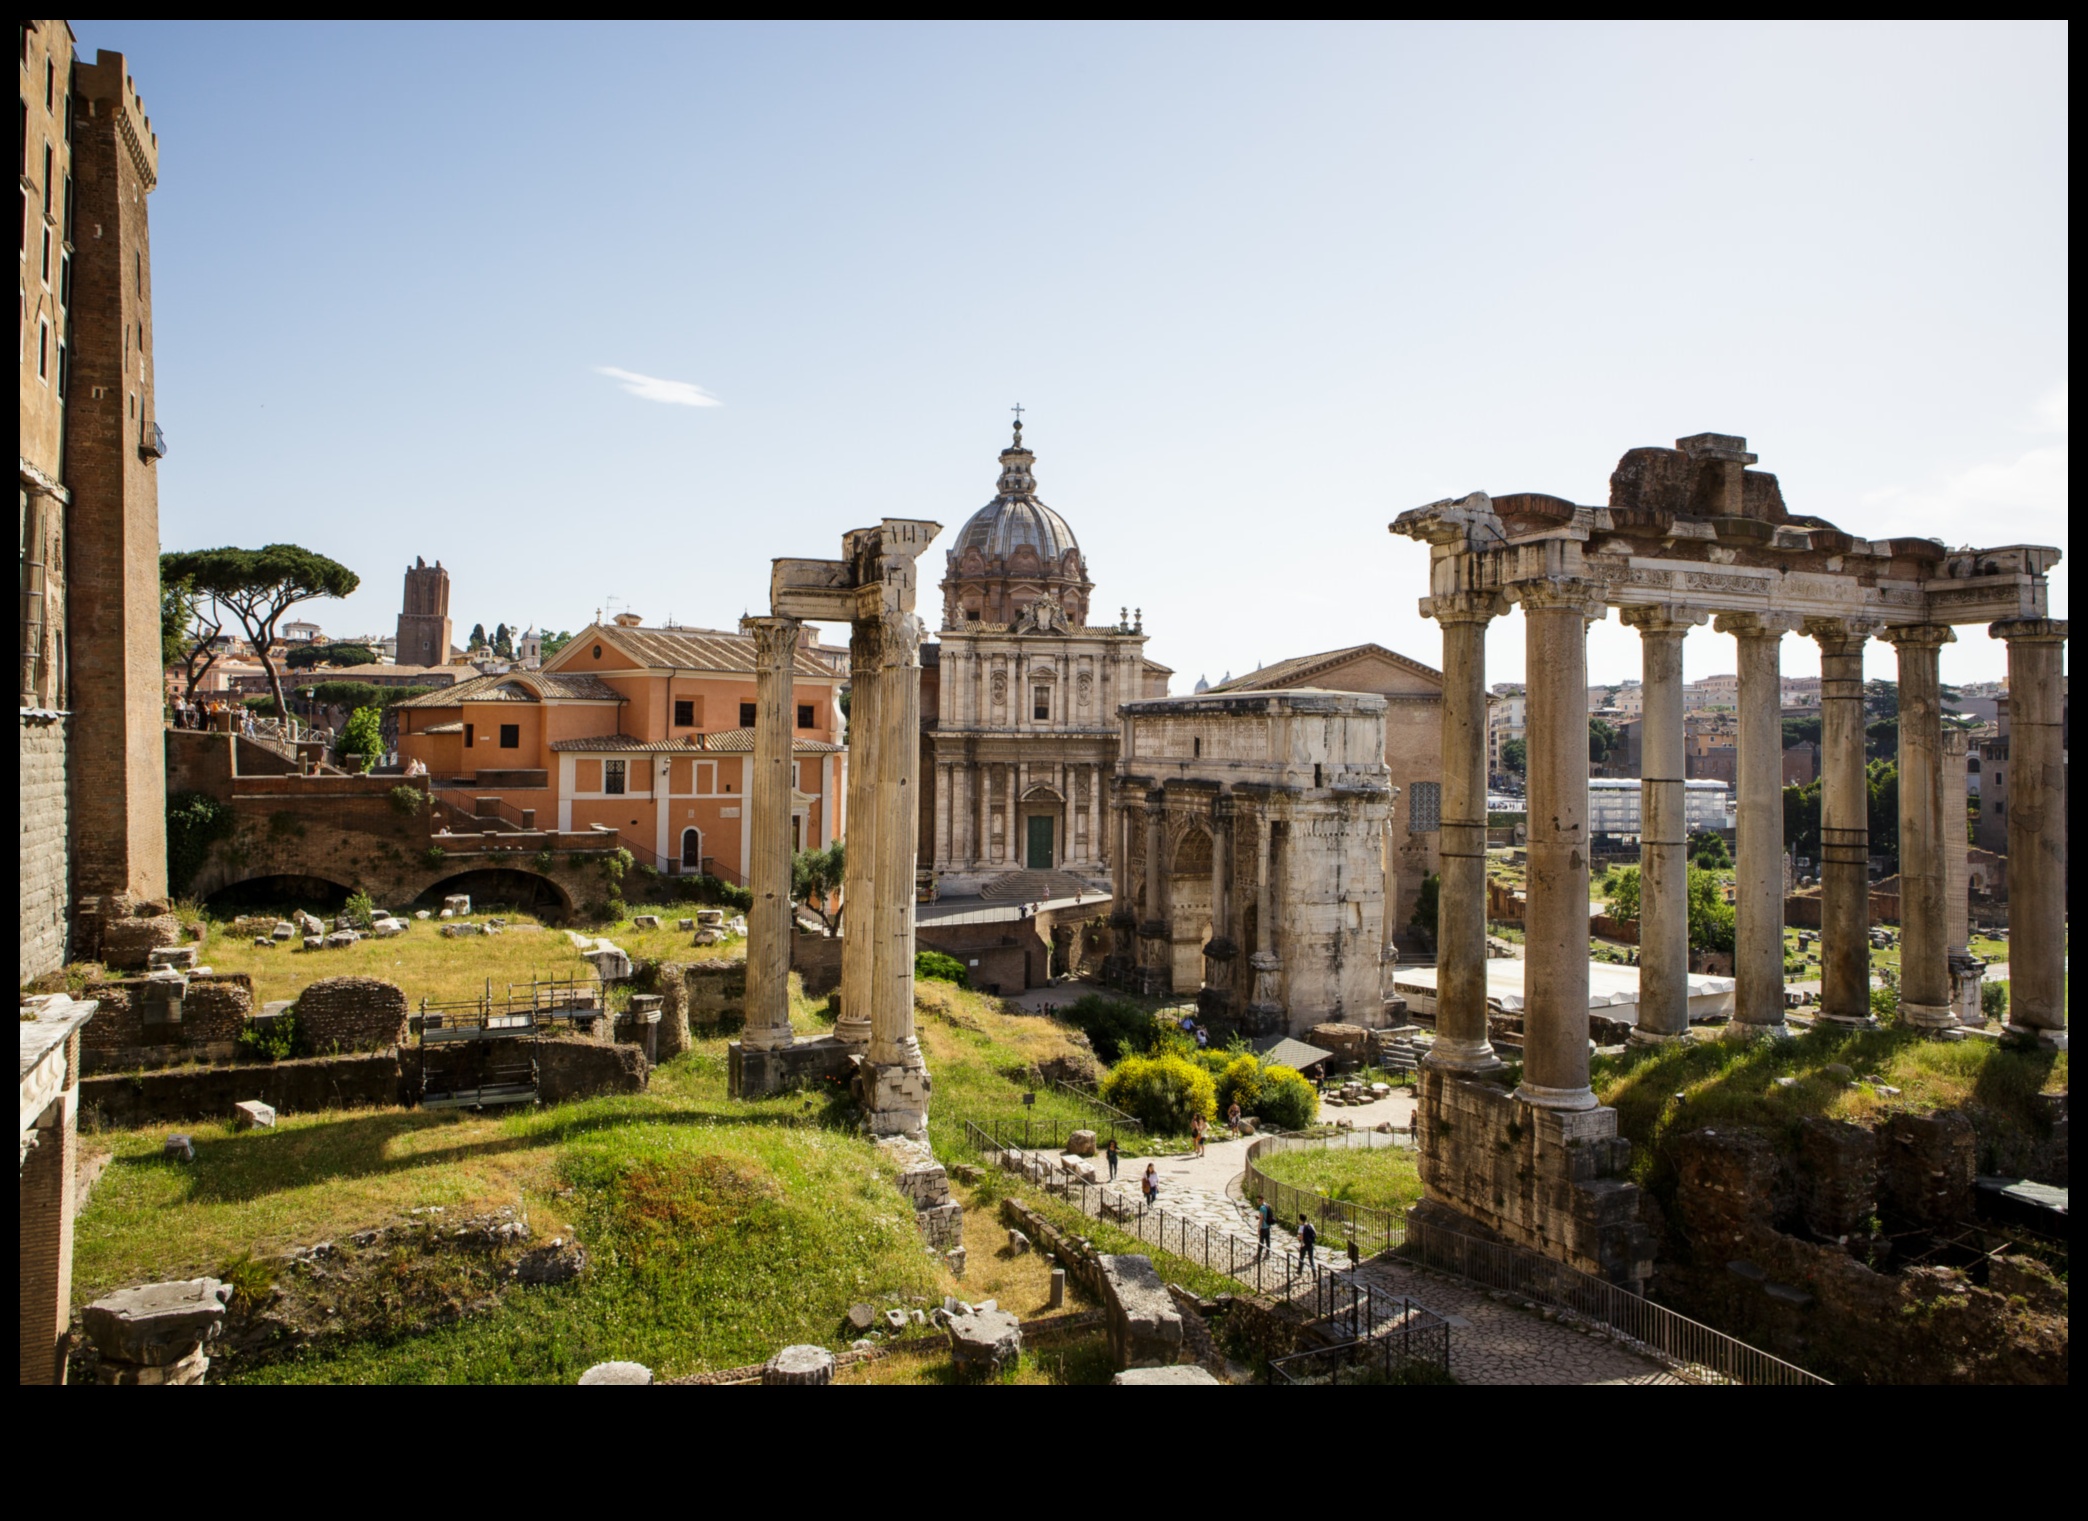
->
[1252,1143,1424,1217]
[75,1040,941,1383]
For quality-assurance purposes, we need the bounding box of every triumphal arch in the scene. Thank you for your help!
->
[1393,430,2064,1286]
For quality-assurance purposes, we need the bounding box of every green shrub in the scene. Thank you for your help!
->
[1981,980,2008,1019]
[242,695,280,715]
[235,1010,298,1063]
[1062,994,1157,1064]
[388,785,427,817]
[165,791,235,895]
[1216,1053,1265,1115]
[1100,1052,1217,1133]
[342,891,375,931]
[423,845,447,868]
[605,896,629,923]
[1870,984,1899,1021]
[532,850,556,874]
[915,949,969,987]
[1256,1063,1318,1130]
[678,875,753,913]
[341,705,384,773]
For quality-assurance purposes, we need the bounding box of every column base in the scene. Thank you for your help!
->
[1423,1038,1504,1074]
[858,1061,932,1138]
[1896,1001,1963,1036]
[831,1016,871,1047]
[1723,1018,1791,1042]
[1626,1026,1693,1048]
[739,1022,796,1054]
[1513,1080,1598,1111]
[2003,1023,2068,1052]
[1813,1012,1880,1032]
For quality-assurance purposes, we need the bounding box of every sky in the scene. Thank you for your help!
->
[74,19,2068,689]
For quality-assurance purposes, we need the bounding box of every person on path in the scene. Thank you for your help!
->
[1191,1115,1205,1158]
[1105,1136,1119,1181]
[1194,1023,1209,1050]
[1298,1214,1318,1269]
[1142,1163,1159,1207]
[1227,1099,1243,1133]
[1257,1199,1275,1259]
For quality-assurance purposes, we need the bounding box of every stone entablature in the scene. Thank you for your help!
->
[1111,690,1395,1036]
[1390,430,2065,1283]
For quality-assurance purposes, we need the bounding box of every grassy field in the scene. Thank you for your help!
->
[1592,1024,2067,1181]
[179,903,746,1009]
[1252,1142,1424,1216]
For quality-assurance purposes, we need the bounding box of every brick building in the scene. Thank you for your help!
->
[19,21,169,980]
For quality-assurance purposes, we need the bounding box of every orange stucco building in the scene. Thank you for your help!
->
[394,618,845,882]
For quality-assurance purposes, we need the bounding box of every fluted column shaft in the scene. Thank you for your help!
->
[1886,625,1955,1029]
[1427,595,1503,1072]
[1812,622,1874,1025]
[740,616,801,1051]
[1721,615,1793,1036]
[1993,620,2068,1046]
[868,610,926,1069]
[1623,608,1698,1042]
[835,622,882,1046]
[1518,586,1599,1109]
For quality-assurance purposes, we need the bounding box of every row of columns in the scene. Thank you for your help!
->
[935,759,1108,870]
[1427,589,2068,1108]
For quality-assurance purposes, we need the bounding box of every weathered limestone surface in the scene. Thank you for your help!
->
[19,715,71,981]
[1112,691,1394,1037]
[1994,620,2067,1047]
[1098,1253,1184,1369]
[762,1344,837,1386]
[1112,1364,1222,1385]
[1886,625,1956,1030]
[1622,606,1702,1042]
[1810,620,1876,1026]
[946,1306,1022,1381]
[739,615,800,1053]
[82,1277,231,1384]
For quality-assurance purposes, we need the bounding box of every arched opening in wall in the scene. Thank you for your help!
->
[415,869,573,921]
[203,874,354,917]
[681,827,703,871]
[1168,824,1214,993]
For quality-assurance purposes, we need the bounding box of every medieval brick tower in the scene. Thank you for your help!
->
[396,558,452,668]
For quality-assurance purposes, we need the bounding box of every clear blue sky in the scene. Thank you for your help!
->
[75,19,2067,688]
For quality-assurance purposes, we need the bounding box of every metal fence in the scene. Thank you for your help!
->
[1267,1300,1452,1386]
[1398,1214,1831,1386]
[1241,1128,1413,1256]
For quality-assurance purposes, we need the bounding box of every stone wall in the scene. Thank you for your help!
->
[792,931,844,996]
[96,902,184,971]
[1660,1124,2066,1383]
[79,974,256,1073]
[535,1039,650,1103]
[683,960,747,1027]
[20,714,70,981]
[1415,1067,1653,1289]
[295,977,410,1052]
[81,1052,403,1126]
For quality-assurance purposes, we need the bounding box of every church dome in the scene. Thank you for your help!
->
[941,421,1095,629]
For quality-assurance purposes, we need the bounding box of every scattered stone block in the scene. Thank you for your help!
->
[1008,1228,1032,1254]
[232,1100,276,1131]
[632,914,661,929]
[883,1308,908,1330]
[444,894,472,916]
[516,1242,588,1285]
[302,936,324,951]
[148,944,198,971]
[438,908,454,920]
[253,937,272,948]
[442,921,483,939]
[82,1277,231,1377]
[677,918,695,931]
[762,1344,836,1386]
[578,1361,652,1385]
[1111,1365,1221,1385]
[727,917,747,936]
[945,1246,967,1278]
[415,910,432,920]
[1067,1128,1098,1156]
[696,909,725,928]
[847,1302,877,1331]
[946,1306,1022,1382]
[164,1135,194,1162]
[272,921,296,941]
[1049,1267,1066,1309]
[1098,1254,1184,1369]
[584,941,634,981]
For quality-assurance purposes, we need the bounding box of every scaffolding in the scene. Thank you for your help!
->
[412,977,606,1110]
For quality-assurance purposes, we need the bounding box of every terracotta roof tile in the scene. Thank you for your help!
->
[547,623,841,679]
[394,671,624,709]
[548,729,843,755]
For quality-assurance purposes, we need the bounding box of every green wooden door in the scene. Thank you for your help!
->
[1026,814,1054,869]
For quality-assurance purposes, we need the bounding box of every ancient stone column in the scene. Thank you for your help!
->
[835,618,882,1047]
[1247,809,1283,1027]
[1425,592,1504,1073]
[1517,583,1600,1109]
[1205,795,1235,1003]
[740,615,801,1052]
[1884,625,1957,1032]
[866,606,930,1132]
[1719,614,1795,1038]
[1992,619,2068,1048]
[1940,727,1982,1025]
[1810,619,1875,1027]
[1622,606,1701,1043]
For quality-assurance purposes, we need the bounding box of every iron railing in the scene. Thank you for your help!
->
[1267,1300,1452,1385]
[1241,1128,1413,1256]
[1034,1076,1147,1137]
[1398,1215,1831,1386]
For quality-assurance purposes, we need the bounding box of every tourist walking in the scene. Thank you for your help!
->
[1227,1098,1243,1132]
[1298,1214,1318,1269]
[1256,1199,1275,1259]
[1105,1136,1119,1181]
[1191,1114,1205,1158]
[1142,1163,1158,1207]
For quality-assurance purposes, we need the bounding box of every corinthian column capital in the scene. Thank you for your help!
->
[1880,623,1955,651]
[1423,588,1509,625]
[1515,578,1607,620]
[739,614,802,665]
[1620,603,1709,637]
[875,610,924,671]
[1989,617,2068,645]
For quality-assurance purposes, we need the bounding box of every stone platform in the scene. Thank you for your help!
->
[726,1035,857,1099]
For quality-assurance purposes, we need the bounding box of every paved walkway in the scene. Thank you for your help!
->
[988,1112,1684,1386]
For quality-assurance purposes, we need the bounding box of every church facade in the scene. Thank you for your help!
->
[921,426,1171,896]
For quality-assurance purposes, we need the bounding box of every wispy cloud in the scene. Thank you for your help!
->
[1857,383,2068,550]
[593,366,722,408]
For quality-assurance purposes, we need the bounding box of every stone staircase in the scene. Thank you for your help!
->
[1369,1025,1427,1075]
[977,869,1103,903]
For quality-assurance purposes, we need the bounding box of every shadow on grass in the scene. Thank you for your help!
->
[115,1101,870,1207]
